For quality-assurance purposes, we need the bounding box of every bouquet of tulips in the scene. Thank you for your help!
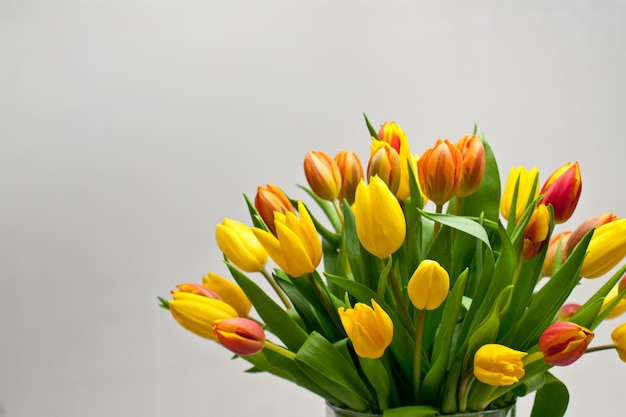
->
[160,115,626,417]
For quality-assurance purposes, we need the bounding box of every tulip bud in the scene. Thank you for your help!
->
[175,282,221,300]
[213,318,266,355]
[539,162,582,224]
[353,176,406,258]
[601,285,626,319]
[338,299,393,359]
[169,292,239,340]
[254,184,295,235]
[378,121,414,200]
[252,201,322,277]
[557,303,581,321]
[542,231,571,276]
[367,141,401,195]
[538,321,594,366]
[334,150,364,205]
[303,150,342,201]
[565,212,617,256]
[203,272,252,317]
[500,166,539,223]
[580,218,626,278]
[473,344,527,386]
[407,260,450,310]
[417,139,463,206]
[611,323,626,362]
[522,204,551,260]
[216,218,268,272]
[455,134,486,198]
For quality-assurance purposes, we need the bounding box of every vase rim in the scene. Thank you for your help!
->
[325,401,515,417]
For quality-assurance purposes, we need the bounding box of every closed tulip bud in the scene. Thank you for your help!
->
[565,212,617,256]
[216,219,268,273]
[175,282,221,300]
[557,303,581,321]
[254,184,295,236]
[304,150,342,201]
[522,204,551,260]
[539,162,582,224]
[538,321,594,366]
[213,318,265,355]
[169,292,239,340]
[602,284,626,319]
[542,231,571,276]
[334,150,364,205]
[203,272,252,317]
[407,260,450,310]
[338,299,393,359]
[252,201,322,277]
[367,141,401,195]
[474,344,527,386]
[455,134,486,198]
[611,323,626,362]
[417,139,463,206]
[500,166,540,223]
[378,121,414,200]
[580,219,626,278]
[353,176,406,258]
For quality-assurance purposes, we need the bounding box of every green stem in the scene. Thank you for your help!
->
[308,273,344,332]
[261,268,292,309]
[387,260,414,333]
[586,344,617,354]
[433,203,443,238]
[263,340,296,360]
[457,372,476,412]
[413,309,426,401]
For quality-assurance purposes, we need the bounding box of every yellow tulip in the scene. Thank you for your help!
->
[500,166,539,222]
[473,344,527,386]
[353,176,406,258]
[407,260,450,310]
[566,212,617,256]
[252,200,322,277]
[203,272,252,317]
[580,219,626,278]
[522,204,551,260]
[611,323,626,362]
[338,299,394,359]
[216,219,268,272]
[169,292,239,340]
[378,121,414,200]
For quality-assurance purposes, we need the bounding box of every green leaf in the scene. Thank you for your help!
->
[359,357,393,410]
[420,270,468,404]
[364,113,380,141]
[226,262,308,351]
[529,373,569,417]
[295,332,375,411]
[511,230,593,349]
[418,209,491,249]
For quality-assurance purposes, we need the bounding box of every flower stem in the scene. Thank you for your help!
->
[261,268,292,309]
[413,309,426,401]
[308,273,344,332]
[433,203,443,238]
[387,261,414,333]
[586,344,617,354]
[263,340,296,360]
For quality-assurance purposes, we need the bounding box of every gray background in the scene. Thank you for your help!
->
[2,1,626,416]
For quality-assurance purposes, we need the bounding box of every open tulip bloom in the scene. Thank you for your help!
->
[160,116,626,417]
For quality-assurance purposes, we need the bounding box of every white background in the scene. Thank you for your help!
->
[2,1,626,416]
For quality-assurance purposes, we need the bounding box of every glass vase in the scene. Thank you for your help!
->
[326,402,515,417]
